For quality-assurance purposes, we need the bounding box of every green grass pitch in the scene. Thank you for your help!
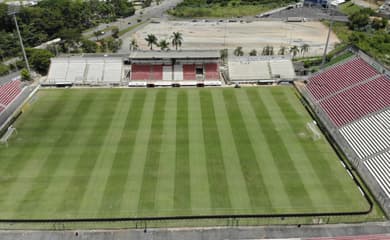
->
[0,87,369,219]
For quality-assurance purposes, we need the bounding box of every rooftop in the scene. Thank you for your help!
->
[129,50,220,60]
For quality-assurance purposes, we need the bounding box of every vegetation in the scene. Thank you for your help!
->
[329,2,390,66]
[129,39,139,51]
[0,63,10,76]
[158,39,170,51]
[26,48,54,75]
[249,49,257,56]
[0,88,371,220]
[233,46,244,56]
[20,68,31,81]
[171,32,183,50]
[145,34,158,50]
[0,0,135,59]
[289,45,299,59]
[169,0,298,18]
[262,45,274,56]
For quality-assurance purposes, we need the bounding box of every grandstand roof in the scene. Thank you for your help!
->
[129,50,220,60]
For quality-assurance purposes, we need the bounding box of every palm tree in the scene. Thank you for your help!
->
[249,49,257,56]
[158,39,170,51]
[278,46,287,55]
[262,45,273,56]
[290,45,300,59]
[145,34,158,50]
[300,43,310,57]
[171,32,183,50]
[129,38,138,51]
[233,46,244,56]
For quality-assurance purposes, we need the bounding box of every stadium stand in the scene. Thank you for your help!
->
[0,80,22,111]
[365,151,390,198]
[306,57,379,101]
[151,65,163,81]
[129,50,221,84]
[183,64,196,80]
[269,60,296,79]
[103,58,123,83]
[131,64,151,81]
[228,56,295,83]
[174,64,184,81]
[205,63,219,80]
[339,109,390,159]
[66,59,86,83]
[47,58,68,83]
[162,65,173,81]
[303,50,390,216]
[320,75,390,127]
[85,59,104,83]
[46,55,126,85]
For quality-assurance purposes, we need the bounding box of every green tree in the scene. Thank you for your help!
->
[129,38,138,51]
[262,45,274,56]
[249,49,257,56]
[289,45,299,59]
[27,48,54,75]
[94,31,104,41]
[111,26,120,38]
[233,46,244,56]
[300,43,309,57]
[171,32,183,50]
[145,34,158,50]
[81,39,98,53]
[278,46,287,55]
[20,68,31,81]
[106,37,122,52]
[349,11,369,30]
[158,39,170,51]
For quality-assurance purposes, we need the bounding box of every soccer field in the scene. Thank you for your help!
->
[0,87,369,219]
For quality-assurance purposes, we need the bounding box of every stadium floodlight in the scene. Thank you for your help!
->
[8,4,31,73]
[321,2,334,68]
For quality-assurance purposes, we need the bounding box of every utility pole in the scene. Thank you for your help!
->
[321,1,333,67]
[8,4,31,73]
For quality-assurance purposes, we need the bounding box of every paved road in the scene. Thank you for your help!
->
[84,0,182,41]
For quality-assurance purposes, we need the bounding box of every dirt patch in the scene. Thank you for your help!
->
[132,20,340,56]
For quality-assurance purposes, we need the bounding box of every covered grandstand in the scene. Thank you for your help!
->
[302,50,390,215]
[227,56,296,84]
[45,55,128,86]
[128,50,221,86]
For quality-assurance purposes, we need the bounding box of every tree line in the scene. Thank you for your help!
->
[233,44,310,58]
[0,0,135,60]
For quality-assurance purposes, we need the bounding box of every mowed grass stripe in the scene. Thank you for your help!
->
[154,91,176,213]
[187,90,211,214]
[211,90,252,213]
[138,90,167,214]
[14,91,96,218]
[222,90,273,211]
[0,92,65,200]
[98,91,146,217]
[199,90,231,212]
[261,89,331,211]
[0,91,74,218]
[273,89,366,211]
[235,90,293,212]
[246,88,315,212]
[56,91,122,217]
[34,90,111,218]
[173,91,190,212]
[79,91,134,217]
[120,91,156,215]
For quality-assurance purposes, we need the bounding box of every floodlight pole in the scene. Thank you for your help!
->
[9,6,31,73]
[321,2,333,67]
